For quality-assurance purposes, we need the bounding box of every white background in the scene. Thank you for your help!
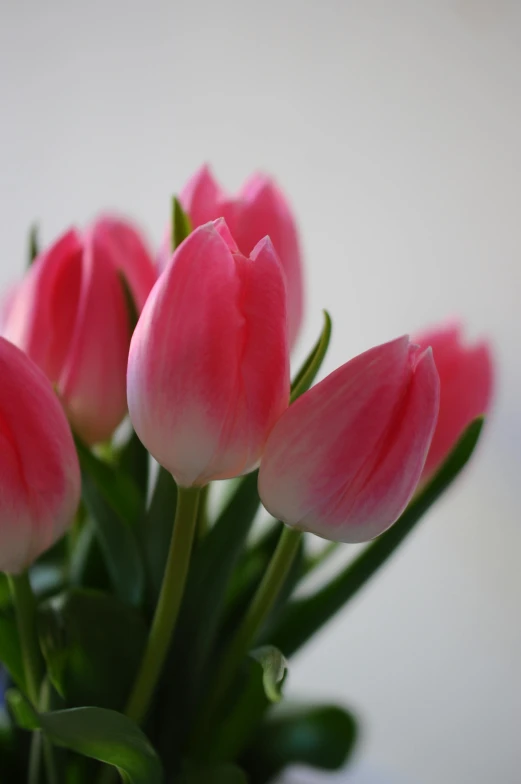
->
[1,1,521,782]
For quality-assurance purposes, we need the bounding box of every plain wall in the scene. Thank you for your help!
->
[1,1,520,782]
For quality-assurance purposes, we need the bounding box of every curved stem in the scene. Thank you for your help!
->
[8,572,42,705]
[191,525,301,751]
[125,486,200,724]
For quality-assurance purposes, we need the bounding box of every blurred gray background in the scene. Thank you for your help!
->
[1,1,520,782]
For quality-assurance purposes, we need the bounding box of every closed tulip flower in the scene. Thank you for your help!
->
[258,336,440,543]
[0,337,80,574]
[414,321,493,482]
[160,165,304,348]
[128,219,290,487]
[3,217,156,444]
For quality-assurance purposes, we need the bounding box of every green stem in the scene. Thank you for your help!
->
[8,572,42,705]
[28,730,42,784]
[125,486,201,724]
[196,484,210,539]
[191,525,301,751]
[40,679,58,784]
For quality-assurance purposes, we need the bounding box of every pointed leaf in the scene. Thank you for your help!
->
[28,223,39,266]
[250,646,288,703]
[290,311,332,402]
[172,197,192,251]
[118,272,139,334]
[269,417,485,656]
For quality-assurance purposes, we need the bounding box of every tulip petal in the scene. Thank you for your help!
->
[258,336,412,530]
[415,322,494,480]
[0,338,80,573]
[128,223,244,486]
[59,230,130,444]
[179,164,226,227]
[312,348,440,542]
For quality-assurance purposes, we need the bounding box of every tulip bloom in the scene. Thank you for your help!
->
[415,322,493,482]
[258,336,440,543]
[3,217,156,444]
[0,337,80,574]
[128,219,290,487]
[160,165,304,348]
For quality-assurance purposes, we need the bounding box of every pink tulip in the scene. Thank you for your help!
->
[0,337,80,573]
[128,219,290,487]
[160,165,304,348]
[414,321,493,482]
[3,218,156,444]
[258,336,440,543]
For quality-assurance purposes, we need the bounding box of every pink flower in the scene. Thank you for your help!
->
[3,217,156,444]
[128,219,290,487]
[0,337,80,573]
[160,165,304,348]
[258,336,440,543]
[414,321,494,482]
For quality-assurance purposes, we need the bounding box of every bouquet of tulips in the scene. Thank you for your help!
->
[0,166,493,784]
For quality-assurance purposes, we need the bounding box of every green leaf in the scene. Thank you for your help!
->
[0,573,10,610]
[241,703,358,784]
[290,311,332,402]
[28,223,39,266]
[178,762,247,784]
[143,467,178,604]
[250,646,288,703]
[118,272,139,334]
[39,707,162,784]
[269,417,485,656]
[115,430,149,513]
[5,688,39,730]
[38,589,147,711]
[172,197,192,251]
[76,438,145,606]
[0,615,25,691]
[75,437,143,528]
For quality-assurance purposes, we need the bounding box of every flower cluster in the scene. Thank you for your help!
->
[0,165,493,783]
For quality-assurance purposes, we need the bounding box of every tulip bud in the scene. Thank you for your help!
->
[414,321,493,482]
[128,219,290,487]
[3,218,156,444]
[258,336,440,543]
[0,337,80,574]
[160,165,304,348]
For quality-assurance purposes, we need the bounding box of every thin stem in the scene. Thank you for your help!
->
[28,730,42,784]
[8,572,42,705]
[125,486,201,724]
[196,484,210,539]
[190,525,301,751]
[40,679,58,784]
